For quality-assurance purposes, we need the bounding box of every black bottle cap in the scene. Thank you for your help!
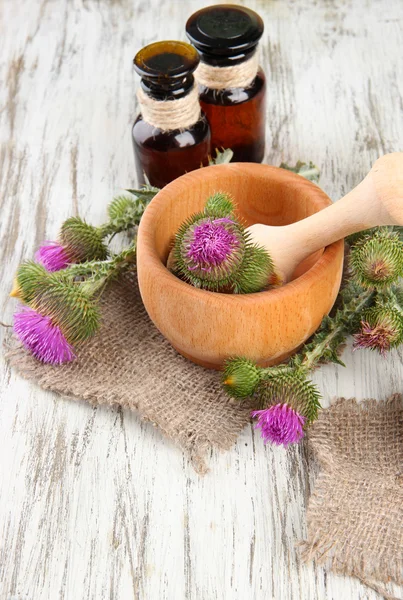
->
[186,5,264,64]
[134,41,200,100]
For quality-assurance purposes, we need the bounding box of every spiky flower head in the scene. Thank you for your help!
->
[251,404,306,446]
[35,242,70,272]
[14,306,75,364]
[174,192,274,293]
[10,261,49,304]
[353,303,403,355]
[30,275,100,346]
[223,357,262,398]
[13,274,100,364]
[256,369,321,425]
[36,217,108,272]
[234,245,274,294]
[174,213,246,290]
[60,217,108,262]
[350,230,403,289]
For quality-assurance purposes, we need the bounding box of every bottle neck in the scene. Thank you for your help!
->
[140,74,195,101]
[197,45,258,68]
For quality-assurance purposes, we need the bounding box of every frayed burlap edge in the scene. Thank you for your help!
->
[301,395,403,600]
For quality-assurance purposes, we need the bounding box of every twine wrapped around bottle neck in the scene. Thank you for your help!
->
[195,51,259,91]
[137,85,201,132]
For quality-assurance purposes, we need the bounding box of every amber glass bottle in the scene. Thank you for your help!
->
[132,41,211,188]
[186,5,266,163]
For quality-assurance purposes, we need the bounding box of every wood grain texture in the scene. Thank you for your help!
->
[248,152,403,280]
[0,0,402,599]
[137,163,344,368]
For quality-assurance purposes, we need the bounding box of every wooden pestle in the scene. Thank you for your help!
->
[247,153,403,283]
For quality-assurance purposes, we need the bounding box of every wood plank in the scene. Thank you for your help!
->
[0,0,402,598]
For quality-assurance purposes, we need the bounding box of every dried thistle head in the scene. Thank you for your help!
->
[353,302,403,355]
[350,230,403,289]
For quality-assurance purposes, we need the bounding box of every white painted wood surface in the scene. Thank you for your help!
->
[1,0,402,598]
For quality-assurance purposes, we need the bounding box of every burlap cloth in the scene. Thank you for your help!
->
[6,271,253,474]
[301,395,403,600]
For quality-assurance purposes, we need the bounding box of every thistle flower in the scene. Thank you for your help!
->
[223,357,262,398]
[251,404,306,446]
[175,213,246,290]
[353,303,403,355]
[13,274,100,364]
[174,193,273,293]
[256,369,321,425]
[36,217,108,271]
[31,276,100,345]
[14,306,75,364]
[350,230,403,289]
[35,242,70,272]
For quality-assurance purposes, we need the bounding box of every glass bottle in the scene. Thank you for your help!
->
[132,41,211,188]
[186,5,266,163]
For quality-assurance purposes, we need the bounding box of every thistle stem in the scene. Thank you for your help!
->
[300,287,374,370]
[60,244,136,297]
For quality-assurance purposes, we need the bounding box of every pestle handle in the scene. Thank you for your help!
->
[248,153,403,282]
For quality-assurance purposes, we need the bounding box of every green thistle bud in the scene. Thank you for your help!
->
[11,261,49,303]
[31,275,100,345]
[107,196,136,221]
[60,217,108,263]
[223,357,262,398]
[350,230,403,289]
[204,192,235,217]
[234,243,274,294]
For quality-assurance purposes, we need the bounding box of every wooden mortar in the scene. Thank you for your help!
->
[137,163,344,370]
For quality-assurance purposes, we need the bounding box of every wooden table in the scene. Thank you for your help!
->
[1,1,402,598]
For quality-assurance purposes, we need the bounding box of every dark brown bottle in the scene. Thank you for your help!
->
[186,5,266,163]
[132,41,211,188]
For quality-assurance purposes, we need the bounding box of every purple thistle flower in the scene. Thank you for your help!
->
[35,241,70,272]
[353,320,395,356]
[186,218,240,273]
[251,403,306,447]
[14,306,75,364]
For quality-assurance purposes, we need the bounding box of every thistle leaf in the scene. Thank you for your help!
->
[280,161,320,183]
[208,148,234,165]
